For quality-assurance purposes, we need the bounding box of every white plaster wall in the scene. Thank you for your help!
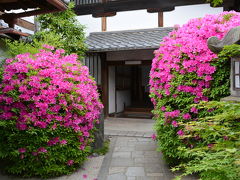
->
[116,90,131,113]
[108,66,116,114]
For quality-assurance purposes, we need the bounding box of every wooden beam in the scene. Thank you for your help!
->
[102,17,107,32]
[158,12,163,27]
[0,8,60,21]
[0,27,29,37]
[0,11,35,31]
[0,0,18,2]
[73,0,210,16]
[93,12,116,18]
[147,7,174,13]
[16,18,35,31]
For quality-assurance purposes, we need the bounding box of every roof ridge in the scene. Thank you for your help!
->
[88,27,173,36]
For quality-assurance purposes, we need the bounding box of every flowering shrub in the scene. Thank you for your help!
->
[149,11,240,164]
[0,46,103,178]
[173,101,240,180]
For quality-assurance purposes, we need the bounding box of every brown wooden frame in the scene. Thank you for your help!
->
[72,0,237,16]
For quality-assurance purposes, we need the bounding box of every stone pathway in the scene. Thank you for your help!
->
[98,117,198,180]
[98,136,175,180]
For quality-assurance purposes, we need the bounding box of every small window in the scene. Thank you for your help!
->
[233,58,240,90]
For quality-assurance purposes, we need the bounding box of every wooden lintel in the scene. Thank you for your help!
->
[16,18,35,31]
[147,7,174,13]
[93,12,116,18]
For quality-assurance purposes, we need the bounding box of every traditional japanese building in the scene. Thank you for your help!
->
[84,27,173,117]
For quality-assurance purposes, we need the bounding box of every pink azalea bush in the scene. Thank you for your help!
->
[0,46,103,177]
[149,11,240,164]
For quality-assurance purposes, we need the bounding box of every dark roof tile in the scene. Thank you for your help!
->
[86,27,173,52]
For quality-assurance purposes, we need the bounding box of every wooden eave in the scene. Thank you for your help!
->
[0,0,67,30]
[0,0,67,12]
[72,0,237,17]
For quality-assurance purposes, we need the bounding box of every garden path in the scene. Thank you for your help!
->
[100,117,198,180]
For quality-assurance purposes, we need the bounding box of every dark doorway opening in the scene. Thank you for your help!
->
[114,64,153,119]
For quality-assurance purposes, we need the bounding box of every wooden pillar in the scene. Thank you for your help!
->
[100,53,108,117]
[101,17,107,32]
[158,12,163,27]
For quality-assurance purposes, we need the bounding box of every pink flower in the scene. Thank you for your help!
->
[18,148,26,153]
[47,137,60,146]
[207,144,214,149]
[190,107,198,114]
[34,121,48,128]
[60,140,67,145]
[172,94,178,98]
[37,147,47,153]
[223,136,229,140]
[42,44,54,50]
[83,174,87,179]
[83,131,90,137]
[161,106,166,111]
[177,129,184,136]
[172,121,178,127]
[51,123,57,130]
[32,152,38,156]
[183,113,191,120]
[205,75,213,81]
[67,160,74,166]
[80,144,85,150]
[151,133,157,141]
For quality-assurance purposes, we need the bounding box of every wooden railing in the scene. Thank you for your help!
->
[71,0,119,5]
[71,0,101,5]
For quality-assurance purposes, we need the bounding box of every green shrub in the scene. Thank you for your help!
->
[149,12,240,165]
[173,101,240,180]
[0,47,103,178]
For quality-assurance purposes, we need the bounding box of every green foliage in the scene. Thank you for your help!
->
[91,139,110,156]
[5,31,63,57]
[210,44,240,101]
[0,121,91,178]
[173,101,240,180]
[154,44,240,166]
[206,0,223,6]
[37,2,87,59]
[4,3,86,59]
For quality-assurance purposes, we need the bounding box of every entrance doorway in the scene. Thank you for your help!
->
[108,64,153,119]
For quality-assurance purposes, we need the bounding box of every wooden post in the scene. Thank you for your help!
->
[100,53,108,117]
[102,17,107,32]
[158,12,163,27]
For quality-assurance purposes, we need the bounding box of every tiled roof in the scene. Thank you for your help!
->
[85,27,173,52]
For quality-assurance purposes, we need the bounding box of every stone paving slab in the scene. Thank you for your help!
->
[97,136,198,180]
[105,130,153,138]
